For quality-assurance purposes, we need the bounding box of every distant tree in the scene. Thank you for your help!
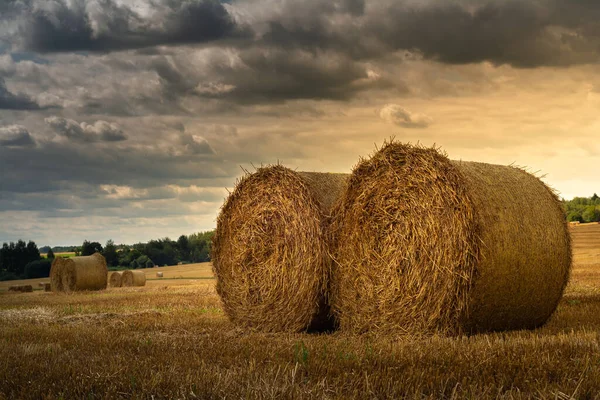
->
[0,240,40,277]
[145,259,154,269]
[130,260,139,269]
[39,246,51,254]
[24,259,52,279]
[592,193,599,202]
[102,240,118,267]
[46,248,55,259]
[177,235,190,261]
[81,240,103,256]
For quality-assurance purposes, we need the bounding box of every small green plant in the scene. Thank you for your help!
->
[294,341,309,366]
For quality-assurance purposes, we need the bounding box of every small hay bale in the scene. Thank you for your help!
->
[8,285,33,293]
[330,142,571,335]
[38,282,45,288]
[109,271,123,288]
[50,253,108,292]
[156,272,164,278]
[121,270,146,287]
[212,165,349,332]
[44,283,51,292]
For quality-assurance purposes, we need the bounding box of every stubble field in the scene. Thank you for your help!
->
[2,225,600,399]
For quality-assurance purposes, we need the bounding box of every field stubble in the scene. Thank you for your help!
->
[2,232,600,398]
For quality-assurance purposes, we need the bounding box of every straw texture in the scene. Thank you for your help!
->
[109,271,123,288]
[121,270,146,287]
[50,253,108,292]
[212,165,348,332]
[330,142,571,335]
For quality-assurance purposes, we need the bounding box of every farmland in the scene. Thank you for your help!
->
[2,226,600,398]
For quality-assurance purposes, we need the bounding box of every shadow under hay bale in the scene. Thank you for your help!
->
[8,285,33,293]
[109,271,123,288]
[121,270,146,287]
[50,253,108,293]
[330,142,571,336]
[212,165,349,333]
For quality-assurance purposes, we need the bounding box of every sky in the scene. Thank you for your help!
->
[1,0,600,246]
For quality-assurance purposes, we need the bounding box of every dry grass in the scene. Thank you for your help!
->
[0,237,599,398]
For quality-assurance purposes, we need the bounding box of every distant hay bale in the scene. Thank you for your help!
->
[121,270,146,287]
[330,142,571,335]
[50,253,108,292]
[156,272,164,278]
[8,285,33,293]
[38,282,45,288]
[109,271,123,288]
[212,165,349,332]
[44,283,51,292]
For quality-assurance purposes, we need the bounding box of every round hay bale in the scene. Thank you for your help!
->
[38,282,45,288]
[44,283,51,292]
[109,271,123,288]
[121,270,146,287]
[212,165,349,332]
[50,253,108,292]
[330,142,571,335]
[8,285,33,293]
[156,272,164,278]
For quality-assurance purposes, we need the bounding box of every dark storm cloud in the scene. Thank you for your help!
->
[18,0,247,53]
[0,77,41,110]
[0,125,36,147]
[45,116,128,142]
[258,0,600,67]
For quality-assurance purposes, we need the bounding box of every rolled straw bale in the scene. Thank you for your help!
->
[44,283,51,292]
[8,285,33,293]
[330,142,571,335]
[156,272,164,278]
[121,270,146,287]
[109,271,123,288]
[50,253,108,292]
[212,165,349,332]
[38,282,45,288]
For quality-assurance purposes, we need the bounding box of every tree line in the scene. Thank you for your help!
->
[563,194,600,223]
[0,230,214,281]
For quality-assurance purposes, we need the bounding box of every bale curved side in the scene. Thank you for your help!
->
[212,165,348,332]
[455,161,571,332]
[330,142,571,335]
[122,270,146,287]
[109,271,123,288]
[50,253,108,292]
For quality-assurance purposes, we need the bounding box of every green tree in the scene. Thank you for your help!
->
[102,240,118,267]
[81,240,103,256]
[46,248,55,259]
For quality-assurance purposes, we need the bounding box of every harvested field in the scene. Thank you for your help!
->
[0,241,599,398]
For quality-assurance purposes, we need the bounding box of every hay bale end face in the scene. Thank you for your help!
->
[330,142,571,335]
[109,271,123,288]
[50,253,108,292]
[156,272,164,278]
[212,165,349,332]
[121,270,146,287]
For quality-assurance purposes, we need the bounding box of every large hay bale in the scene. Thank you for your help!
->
[212,165,349,332]
[109,271,123,288]
[50,253,108,292]
[330,142,571,335]
[121,270,146,287]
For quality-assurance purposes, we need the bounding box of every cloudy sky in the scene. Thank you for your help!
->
[1,0,599,246]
